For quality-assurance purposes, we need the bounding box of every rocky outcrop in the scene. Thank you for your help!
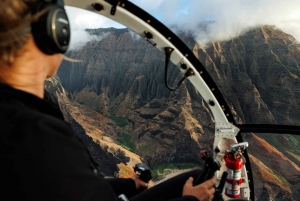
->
[45,76,142,176]
[245,134,300,200]
[195,26,300,125]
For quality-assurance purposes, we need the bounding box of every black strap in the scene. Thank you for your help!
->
[164,47,192,91]
[108,0,128,15]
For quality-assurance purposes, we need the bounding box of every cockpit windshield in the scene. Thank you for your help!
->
[49,1,300,200]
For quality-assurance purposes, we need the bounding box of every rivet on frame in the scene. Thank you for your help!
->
[200,71,203,74]
[226,114,229,116]
[209,100,215,106]
[168,37,171,40]
[121,3,125,7]
[181,63,187,70]
[185,54,188,57]
[147,19,151,23]
[211,88,215,91]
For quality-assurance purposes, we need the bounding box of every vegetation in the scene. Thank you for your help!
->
[117,132,135,151]
[273,173,287,184]
[254,133,300,167]
[139,145,150,153]
[151,163,195,179]
[287,151,300,162]
[105,111,128,127]
[287,135,299,147]
[110,115,128,127]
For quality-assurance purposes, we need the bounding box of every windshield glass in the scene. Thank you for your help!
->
[130,0,300,127]
[49,2,300,200]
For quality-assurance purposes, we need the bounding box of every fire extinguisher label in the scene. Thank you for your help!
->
[233,170,242,179]
[226,168,242,180]
[225,188,240,197]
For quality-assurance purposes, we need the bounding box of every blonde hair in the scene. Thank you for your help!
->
[0,0,47,65]
[63,55,83,63]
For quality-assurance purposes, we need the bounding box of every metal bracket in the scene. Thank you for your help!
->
[215,122,240,138]
[105,0,128,15]
[144,30,156,46]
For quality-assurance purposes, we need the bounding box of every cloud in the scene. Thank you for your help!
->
[68,28,110,50]
[66,0,300,49]
[65,6,125,50]
[130,0,164,13]
[132,0,300,45]
[129,30,142,41]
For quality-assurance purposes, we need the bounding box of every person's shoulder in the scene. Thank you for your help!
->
[0,99,74,139]
[0,99,61,122]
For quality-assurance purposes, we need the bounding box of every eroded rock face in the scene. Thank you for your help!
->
[195,26,300,126]
[53,26,300,200]
[45,76,142,176]
[57,28,215,167]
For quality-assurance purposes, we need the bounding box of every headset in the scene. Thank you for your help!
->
[31,0,70,55]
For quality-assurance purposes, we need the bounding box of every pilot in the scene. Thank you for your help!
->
[0,0,216,201]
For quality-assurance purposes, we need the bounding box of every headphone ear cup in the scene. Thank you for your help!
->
[31,3,70,55]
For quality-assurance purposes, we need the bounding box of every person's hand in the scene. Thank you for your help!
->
[131,174,149,190]
[182,177,216,201]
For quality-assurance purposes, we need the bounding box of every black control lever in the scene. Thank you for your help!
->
[195,150,220,185]
[213,171,228,201]
[195,150,228,201]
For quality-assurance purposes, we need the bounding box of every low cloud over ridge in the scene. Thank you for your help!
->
[132,0,300,45]
[67,0,300,49]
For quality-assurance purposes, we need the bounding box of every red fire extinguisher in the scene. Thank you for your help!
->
[224,142,248,198]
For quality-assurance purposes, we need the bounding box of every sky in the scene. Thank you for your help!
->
[66,0,300,50]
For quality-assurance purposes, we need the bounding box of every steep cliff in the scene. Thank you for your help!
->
[45,76,143,176]
[195,25,300,126]
[54,26,300,200]
[58,28,214,167]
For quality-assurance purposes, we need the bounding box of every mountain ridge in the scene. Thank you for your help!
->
[54,25,300,200]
